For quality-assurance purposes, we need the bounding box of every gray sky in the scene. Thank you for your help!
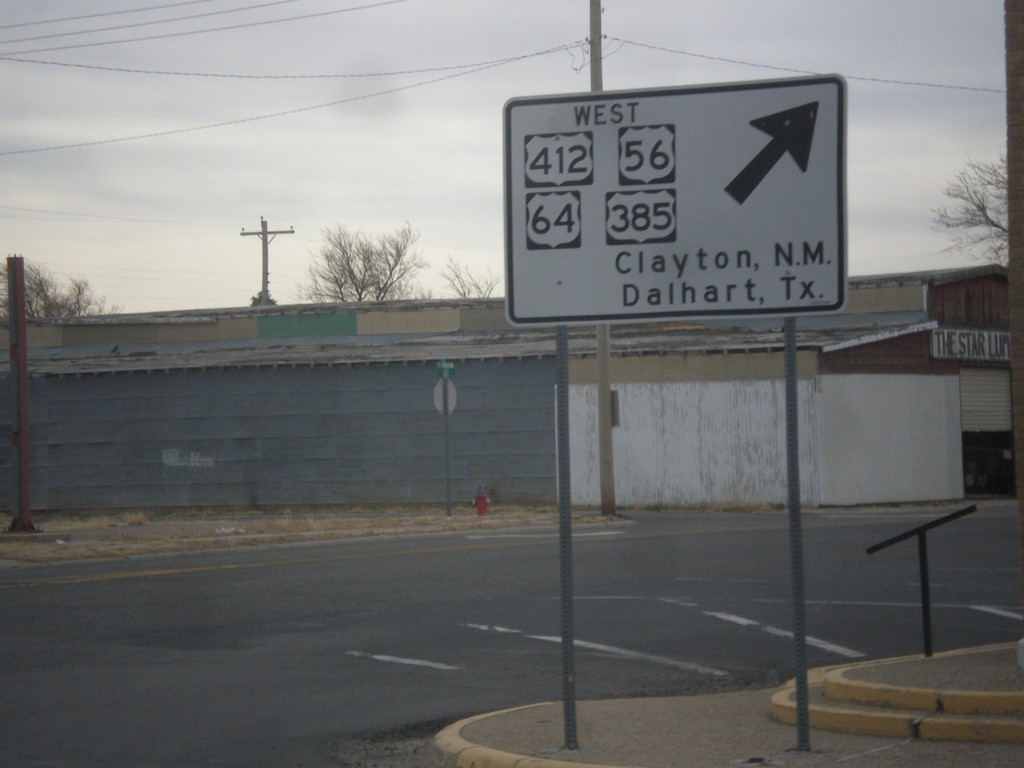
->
[0,0,1007,314]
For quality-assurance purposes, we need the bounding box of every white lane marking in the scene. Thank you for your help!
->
[575,595,648,600]
[699,610,865,659]
[760,626,865,658]
[461,623,522,633]
[526,634,728,676]
[969,605,1024,620]
[461,623,727,676]
[703,611,760,627]
[658,597,699,607]
[463,530,623,540]
[345,651,460,670]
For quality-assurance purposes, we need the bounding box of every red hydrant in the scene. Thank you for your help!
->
[474,485,489,516]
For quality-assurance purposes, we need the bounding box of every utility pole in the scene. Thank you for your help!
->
[240,217,294,305]
[1003,0,1024,669]
[591,0,617,518]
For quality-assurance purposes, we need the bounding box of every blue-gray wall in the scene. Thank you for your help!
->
[3,358,556,511]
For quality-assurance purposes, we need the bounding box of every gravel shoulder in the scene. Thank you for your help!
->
[0,506,627,563]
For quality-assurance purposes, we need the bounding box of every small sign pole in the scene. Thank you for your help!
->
[443,381,452,517]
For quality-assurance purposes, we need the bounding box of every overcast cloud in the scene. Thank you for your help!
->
[0,0,1007,313]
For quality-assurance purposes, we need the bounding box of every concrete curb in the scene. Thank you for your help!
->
[916,714,1024,743]
[769,686,919,739]
[434,703,624,768]
[770,645,1024,743]
[826,664,1024,716]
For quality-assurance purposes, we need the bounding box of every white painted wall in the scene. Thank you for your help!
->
[570,380,819,507]
[816,374,963,505]
[571,373,963,508]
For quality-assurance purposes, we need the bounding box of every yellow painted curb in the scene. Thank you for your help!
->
[824,668,939,712]
[824,643,1024,716]
[917,715,1024,743]
[770,686,917,739]
[434,704,625,768]
[940,690,1024,716]
[772,645,1024,743]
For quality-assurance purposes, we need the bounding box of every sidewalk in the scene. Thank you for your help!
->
[435,643,1024,768]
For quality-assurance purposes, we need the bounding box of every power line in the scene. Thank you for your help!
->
[2,31,998,95]
[0,41,583,156]
[0,0,411,56]
[0,48,568,79]
[33,259,260,277]
[609,37,1004,94]
[0,203,232,226]
[0,0,222,31]
[0,0,308,45]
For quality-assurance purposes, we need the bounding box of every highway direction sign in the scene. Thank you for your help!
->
[504,75,846,325]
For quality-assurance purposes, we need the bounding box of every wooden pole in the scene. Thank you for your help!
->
[1003,0,1024,667]
[591,0,617,518]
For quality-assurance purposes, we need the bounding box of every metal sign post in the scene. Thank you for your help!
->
[554,326,577,750]
[784,318,810,749]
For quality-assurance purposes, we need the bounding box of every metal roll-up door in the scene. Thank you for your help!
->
[960,368,1011,431]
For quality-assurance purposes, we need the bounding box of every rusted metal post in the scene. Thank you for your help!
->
[7,256,35,533]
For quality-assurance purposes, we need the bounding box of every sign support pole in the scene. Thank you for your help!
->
[555,325,577,750]
[443,382,452,518]
[784,317,811,750]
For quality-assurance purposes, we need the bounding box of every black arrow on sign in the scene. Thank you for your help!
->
[725,101,819,205]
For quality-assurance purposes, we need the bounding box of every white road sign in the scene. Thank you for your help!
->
[434,378,456,416]
[504,75,846,325]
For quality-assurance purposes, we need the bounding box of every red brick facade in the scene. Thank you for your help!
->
[928,274,1009,327]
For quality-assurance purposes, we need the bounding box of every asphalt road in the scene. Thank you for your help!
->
[0,503,1020,767]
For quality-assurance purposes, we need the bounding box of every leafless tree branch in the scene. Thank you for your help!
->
[1,261,117,319]
[442,257,501,298]
[303,223,427,303]
[932,156,1008,265]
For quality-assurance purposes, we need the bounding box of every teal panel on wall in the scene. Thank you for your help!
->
[258,313,357,338]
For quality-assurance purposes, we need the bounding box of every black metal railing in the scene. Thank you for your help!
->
[865,504,978,657]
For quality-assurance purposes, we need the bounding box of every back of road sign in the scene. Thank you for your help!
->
[503,75,846,325]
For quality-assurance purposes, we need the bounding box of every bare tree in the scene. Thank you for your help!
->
[303,223,427,303]
[933,156,1008,265]
[442,256,501,298]
[1,261,117,319]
